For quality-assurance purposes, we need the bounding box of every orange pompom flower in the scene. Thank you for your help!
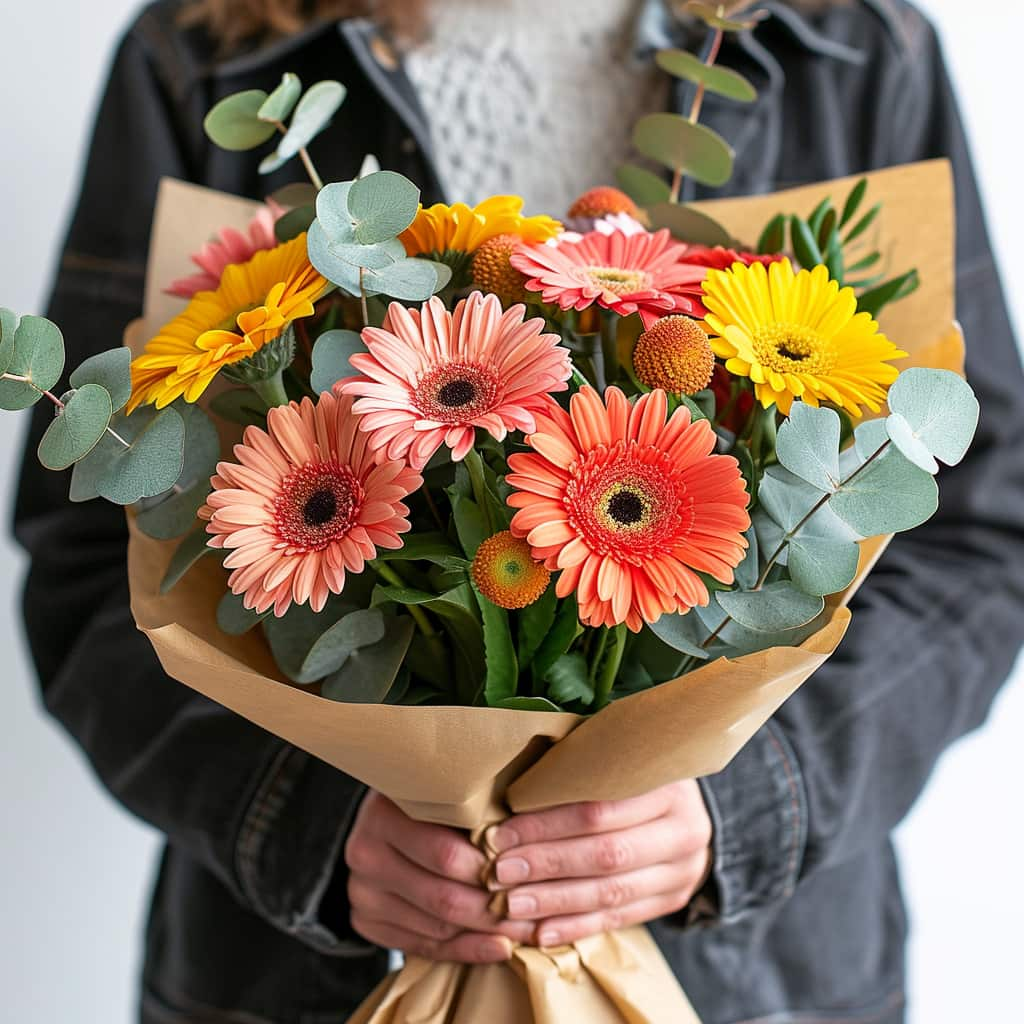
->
[568,186,640,220]
[199,392,422,617]
[507,387,750,631]
[632,316,715,395]
[471,233,532,305]
[471,531,551,609]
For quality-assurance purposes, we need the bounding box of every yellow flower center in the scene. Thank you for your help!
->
[584,266,650,297]
[754,323,834,375]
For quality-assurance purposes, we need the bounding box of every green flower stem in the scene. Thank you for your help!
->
[358,268,370,328]
[570,365,591,391]
[250,370,290,409]
[588,627,609,686]
[371,560,436,637]
[594,624,627,709]
[701,436,892,649]
[600,313,620,386]
[463,446,495,535]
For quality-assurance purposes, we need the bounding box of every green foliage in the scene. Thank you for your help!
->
[645,203,734,247]
[775,403,842,491]
[647,608,710,658]
[450,493,488,558]
[0,308,17,374]
[615,164,671,206]
[310,329,366,393]
[474,586,518,705]
[495,696,562,712]
[37,384,112,471]
[544,652,595,706]
[276,81,346,161]
[285,608,387,684]
[216,591,270,636]
[716,581,825,633]
[204,90,277,151]
[274,205,316,243]
[0,315,65,410]
[633,113,734,187]
[257,73,302,123]
[160,527,214,594]
[857,270,920,319]
[517,583,558,669]
[321,615,414,702]
[787,536,860,596]
[69,349,132,413]
[683,1,769,31]
[209,389,266,427]
[656,49,757,102]
[139,476,217,540]
[757,214,786,255]
[347,171,421,244]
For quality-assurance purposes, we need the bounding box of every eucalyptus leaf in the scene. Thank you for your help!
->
[0,307,17,375]
[647,610,710,659]
[757,465,826,532]
[776,402,842,491]
[830,446,939,536]
[633,113,734,187]
[273,204,316,243]
[347,170,421,244]
[885,413,938,474]
[0,315,65,410]
[204,90,276,150]
[734,525,760,589]
[544,652,594,706]
[885,367,979,469]
[69,348,132,413]
[294,608,387,684]
[37,384,112,470]
[364,258,440,302]
[645,203,734,247]
[258,72,302,123]
[787,536,861,597]
[135,479,211,540]
[311,329,366,393]
[716,581,825,633]
[322,616,415,703]
[853,417,889,461]
[209,388,266,427]
[160,527,214,594]
[615,164,670,206]
[217,590,270,635]
[177,402,221,488]
[277,81,346,159]
[655,49,757,101]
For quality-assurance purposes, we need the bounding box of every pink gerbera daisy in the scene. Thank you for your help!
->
[341,291,573,470]
[199,392,421,617]
[166,200,285,298]
[511,227,709,329]
[506,386,750,632]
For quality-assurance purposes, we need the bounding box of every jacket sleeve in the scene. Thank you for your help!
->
[697,17,1024,923]
[12,23,369,954]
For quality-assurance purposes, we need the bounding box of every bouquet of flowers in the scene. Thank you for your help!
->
[2,5,978,1021]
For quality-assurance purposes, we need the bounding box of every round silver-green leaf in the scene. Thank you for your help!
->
[776,402,842,492]
[258,72,302,123]
[277,81,346,159]
[364,258,439,302]
[37,383,112,470]
[70,348,132,413]
[716,581,825,633]
[656,49,757,102]
[311,329,366,393]
[217,591,269,636]
[0,307,17,375]
[633,113,734,186]
[347,170,421,244]
[645,202,734,247]
[0,315,66,410]
[204,90,276,151]
[787,536,861,597]
[160,527,214,594]
[615,164,671,206]
[886,367,979,468]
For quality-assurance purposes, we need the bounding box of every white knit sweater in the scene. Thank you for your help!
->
[404,0,668,216]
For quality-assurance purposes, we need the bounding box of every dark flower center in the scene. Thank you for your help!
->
[437,379,477,407]
[776,344,808,362]
[303,489,338,527]
[607,490,645,525]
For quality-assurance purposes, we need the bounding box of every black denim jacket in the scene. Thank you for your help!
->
[13,2,1024,1022]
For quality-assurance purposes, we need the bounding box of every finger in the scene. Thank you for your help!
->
[505,861,698,920]
[496,817,695,885]
[350,840,534,939]
[350,913,514,964]
[533,891,694,947]
[489,787,677,852]
[347,877,460,942]
[365,796,486,886]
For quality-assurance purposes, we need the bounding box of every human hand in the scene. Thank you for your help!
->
[345,790,533,963]
[489,780,712,947]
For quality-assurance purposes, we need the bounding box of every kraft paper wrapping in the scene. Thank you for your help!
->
[126,162,961,1023]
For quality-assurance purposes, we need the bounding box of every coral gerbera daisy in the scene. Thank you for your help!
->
[199,391,422,617]
[702,258,908,416]
[506,387,750,632]
[510,227,708,329]
[128,234,325,412]
[340,291,572,470]
[166,199,285,299]
[471,531,551,610]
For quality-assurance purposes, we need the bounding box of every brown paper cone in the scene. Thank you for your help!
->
[126,162,961,1023]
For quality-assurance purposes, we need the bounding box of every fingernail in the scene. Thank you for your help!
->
[538,929,561,947]
[507,893,538,918]
[480,937,512,961]
[489,825,519,853]
[496,857,530,884]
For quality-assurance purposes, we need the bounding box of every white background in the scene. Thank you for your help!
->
[0,3,1020,1021]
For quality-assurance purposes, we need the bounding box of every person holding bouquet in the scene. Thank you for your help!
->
[13,1,1023,1022]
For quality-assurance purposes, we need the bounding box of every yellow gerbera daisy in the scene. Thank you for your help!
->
[701,258,908,416]
[400,195,561,261]
[128,234,326,412]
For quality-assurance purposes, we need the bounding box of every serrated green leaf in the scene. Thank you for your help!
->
[37,384,112,470]
[474,585,518,705]
[204,90,276,151]
[633,113,734,187]
[646,610,710,659]
[645,202,734,247]
[0,308,17,375]
[277,80,346,159]
[757,214,786,255]
[217,590,270,635]
[69,348,132,413]
[160,527,214,594]
[655,49,756,101]
[531,595,580,683]
[615,164,671,206]
[322,616,415,703]
[787,536,861,597]
[451,493,488,558]
[0,315,65,410]
[830,445,938,536]
[776,402,842,491]
[544,652,594,706]
[311,329,366,393]
[258,72,302,123]
[517,583,558,668]
[790,215,824,270]
[347,170,421,244]
[717,581,824,632]
[886,367,979,469]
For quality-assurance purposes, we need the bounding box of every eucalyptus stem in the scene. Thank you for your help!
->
[701,437,892,649]
[250,370,290,409]
[594,625,627,709]
[272,120,324,191]
[371,560,436,637]
[358,268,370,328]
[463,447,495,535]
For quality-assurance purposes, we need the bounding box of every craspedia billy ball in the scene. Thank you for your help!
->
[567,186,639,220]
[471,530,551,610]
[471,234,532,305]
[632,316,716,396]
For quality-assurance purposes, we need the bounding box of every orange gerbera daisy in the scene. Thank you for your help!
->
[340,291,572,470]
[199,392,421,617]
[506,387,750,631]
